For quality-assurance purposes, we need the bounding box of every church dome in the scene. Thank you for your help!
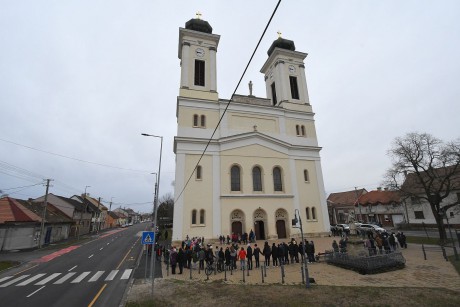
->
[267,37,296,56]
[185,18,213,34]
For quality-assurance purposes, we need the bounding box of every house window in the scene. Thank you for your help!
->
[271,82,277,106]
[196,165,202,180]
[301,125,306,136]
[273,167,283,191]
[231,165,241,191]
[450,211,454,218]
[200,115,206,127]
[252,166,262,191]
[306,207,310,220]
[303,170,309,182]
[193,114,199,127]
[312,207,317,220]
[414,211,425,219]
[194,60,205,86]
[192,209,197,224]
[200,209,205,224]
[411,196,421,205]
[289,76,299,100]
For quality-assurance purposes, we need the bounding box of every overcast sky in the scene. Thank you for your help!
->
[1,0,459,213]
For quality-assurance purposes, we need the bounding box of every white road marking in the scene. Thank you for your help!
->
[107,243,110,245]
[105,270,119,281]
[0,275,30,287]
[71,272,91,283]
[68,265,77,271]
[88,254,94,259]
[88,271,104,282]
[35,273,61,285]
[120,269,132,280]
[16,273,46,286]
[100,247,104,250]
[54,272,76,284]
[26,286,45,297]
[0,276,14,283]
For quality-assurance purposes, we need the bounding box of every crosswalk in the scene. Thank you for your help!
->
[0,269,132,288]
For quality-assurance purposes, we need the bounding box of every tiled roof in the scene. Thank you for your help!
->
[56,195,86,211]
[0,197,42,223]
[327,189,367,206]
[356,190,401,206]
[401,166,460,195]
[17,199,73,224]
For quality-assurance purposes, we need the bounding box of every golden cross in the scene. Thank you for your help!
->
[277,31,282,38]
[196,11,202,19]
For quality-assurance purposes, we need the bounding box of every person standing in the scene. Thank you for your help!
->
[263,241,271,267]
[253,243,261,268]
[177,247,184,274]
[271,243,278,267]
[225,246,231,269]
[247,244,253,270]
[170,247,178,274]
[238,247,247,270]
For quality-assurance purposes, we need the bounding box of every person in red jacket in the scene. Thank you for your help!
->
[238,247,247,270]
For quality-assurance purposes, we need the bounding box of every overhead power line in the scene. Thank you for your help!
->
[174,0,282,203]
[0,138,150,173]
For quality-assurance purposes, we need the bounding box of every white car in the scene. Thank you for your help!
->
[358,223,386,234]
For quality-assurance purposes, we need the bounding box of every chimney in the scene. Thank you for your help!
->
[384,187,388,191]
[377,187,382,191]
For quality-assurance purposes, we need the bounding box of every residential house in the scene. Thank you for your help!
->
[106,211,122,228]
[113,208,129,226]
[401,167,460,227]
[82,195,108,231]
[327,189,367,224]
[0,197,42,251]
[355,188,405,228]
[71,194,102,233]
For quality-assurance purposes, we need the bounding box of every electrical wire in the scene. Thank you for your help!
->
[174,0,282,203]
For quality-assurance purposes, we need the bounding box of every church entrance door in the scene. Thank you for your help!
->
[232,221,243,236]
[276,220,287,239]
[255,220,265,240]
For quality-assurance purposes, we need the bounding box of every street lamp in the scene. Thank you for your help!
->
[141,133,163,297]
[292,209,310,288]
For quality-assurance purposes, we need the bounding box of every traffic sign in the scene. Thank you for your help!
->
[142,231,155,245]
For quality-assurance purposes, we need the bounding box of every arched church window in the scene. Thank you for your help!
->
[196,165,202,180]
[252,166,262,191]
[200,209,205,224]
[200,115,206,127]
[231,165,241,191]
[301,125,306,136]
[306,207,310,220]
[296,125,300,136]
[273,167,283,191]
[303,169,309,182]
[193,114,199,127]
[312,207,317,220]
[191,209,197,225]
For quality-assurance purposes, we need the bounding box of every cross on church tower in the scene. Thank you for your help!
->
[196,11,202,20]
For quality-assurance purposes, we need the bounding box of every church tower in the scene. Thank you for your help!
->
[178,15,220,101]
[173,17,330,242]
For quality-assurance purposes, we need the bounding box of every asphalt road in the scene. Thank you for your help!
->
[0,223,149,307]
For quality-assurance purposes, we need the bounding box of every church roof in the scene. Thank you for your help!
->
[185,18,212,34]
[267,37,296,56]
[356,190,401,207]
[327,189,367,207]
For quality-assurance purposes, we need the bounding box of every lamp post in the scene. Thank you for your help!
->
[293,209,310,288]
[141,133,163,297]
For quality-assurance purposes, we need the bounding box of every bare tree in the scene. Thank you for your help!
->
[384,132,460,242]
[157,192,174,225]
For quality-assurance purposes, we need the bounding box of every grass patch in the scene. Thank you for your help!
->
[448,255,460,275]
[126,280,460,307]
[0,260,20,272]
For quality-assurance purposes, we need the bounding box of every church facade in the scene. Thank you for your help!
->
[172,17,330,241]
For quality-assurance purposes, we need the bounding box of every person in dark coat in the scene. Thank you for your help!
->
[293,241,300,263]
[262,241,271,267]
[177,247,185,274]
[170,247,178,274]
[185,246,192,269]
[253,243,261,268]
[218,247,225,271]
[246,244,253,270]
[277,243,284,265]
[284,242,289,264]
[271,243,278,267]
[224,246,231,269]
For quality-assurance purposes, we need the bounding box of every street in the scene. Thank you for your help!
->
[0,223,147,307]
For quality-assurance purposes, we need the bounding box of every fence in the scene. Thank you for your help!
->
[325,251,406,275]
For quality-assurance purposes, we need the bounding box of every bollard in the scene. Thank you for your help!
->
[198,263,201,275]
[230,264,233,275]
[247,262,250,277]
[281,265,284,284]
[441,246,448,261]
[422,244,426,260]
[144,249,148,280]
[301,264,305,284]
[214,263,217,276]
[189,264,192,280]
[264,264,267,277]
[242,265,245,283]
[166,259,169,277]
[206,269,209,281]
[224,264,227,281]
[261,265,264,283]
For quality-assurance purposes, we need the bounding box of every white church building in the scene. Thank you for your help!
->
[172,17,330,241]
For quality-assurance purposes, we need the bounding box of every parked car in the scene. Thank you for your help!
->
[358,223,386,234]
[336,224,350,233]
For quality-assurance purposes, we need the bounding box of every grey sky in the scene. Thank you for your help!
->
[1,0,459,213]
